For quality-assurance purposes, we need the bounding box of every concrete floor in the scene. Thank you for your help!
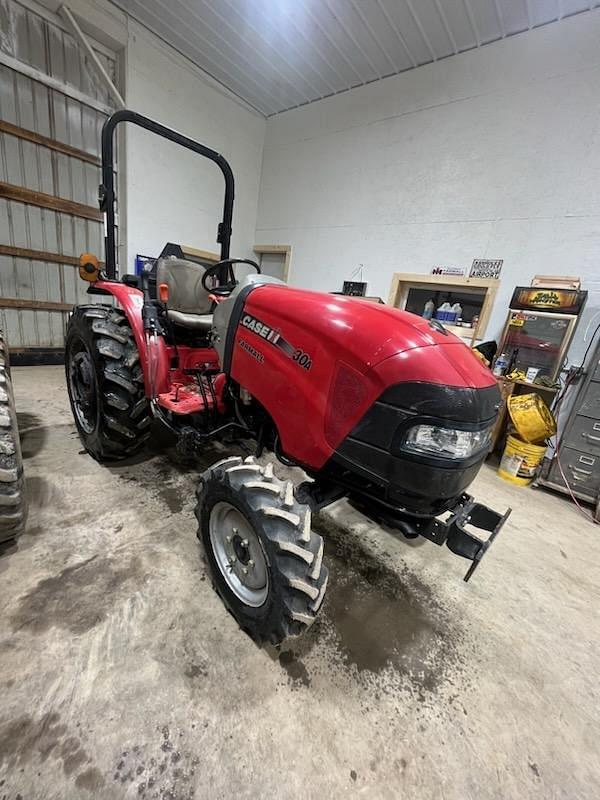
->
[0,366,598,799]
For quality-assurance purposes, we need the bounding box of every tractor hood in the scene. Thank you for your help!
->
[227,281,497,470]
[251,285,495,390]
[263,286,446,359]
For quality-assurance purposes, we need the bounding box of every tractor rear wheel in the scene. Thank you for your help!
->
[196,456,328,645]
[0,330,27,543]
[65,305,151,461]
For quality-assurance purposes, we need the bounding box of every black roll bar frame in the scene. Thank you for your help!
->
[99,109,235,284]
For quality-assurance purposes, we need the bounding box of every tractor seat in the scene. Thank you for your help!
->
[156,257,214,331]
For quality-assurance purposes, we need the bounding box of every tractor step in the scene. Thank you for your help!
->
[157,378,218,415]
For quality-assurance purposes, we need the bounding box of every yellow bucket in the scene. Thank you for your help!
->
[498,434,546,485]
[507,393,556,444]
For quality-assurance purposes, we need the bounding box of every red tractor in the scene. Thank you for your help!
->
[66,110,510,645]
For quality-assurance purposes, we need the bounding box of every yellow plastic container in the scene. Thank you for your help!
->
[507,393,556,444]
[498,434,547,485]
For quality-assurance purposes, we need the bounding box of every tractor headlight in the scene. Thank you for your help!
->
[402,424,492,460]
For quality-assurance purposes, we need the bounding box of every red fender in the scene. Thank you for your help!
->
[93,280,170,397]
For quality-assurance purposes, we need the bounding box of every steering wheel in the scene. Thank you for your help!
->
[201,258,261,297]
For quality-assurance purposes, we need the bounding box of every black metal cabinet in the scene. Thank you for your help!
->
[540,341,600,519]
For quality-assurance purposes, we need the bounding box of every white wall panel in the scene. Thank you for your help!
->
[257,11,600,365]
[122,19,266,272]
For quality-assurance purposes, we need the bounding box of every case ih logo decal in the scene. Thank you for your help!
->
[241,314,283,344]
[239,314,312,370]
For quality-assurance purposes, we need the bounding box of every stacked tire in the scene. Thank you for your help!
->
[0,330,27,543]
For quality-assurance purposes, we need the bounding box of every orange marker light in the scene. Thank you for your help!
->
[78,252,100,282]
[159,283,170,303]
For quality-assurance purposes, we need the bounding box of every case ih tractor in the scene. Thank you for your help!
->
[66,110,510,645]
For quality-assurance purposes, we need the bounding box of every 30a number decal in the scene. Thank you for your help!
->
[293,348,312,370]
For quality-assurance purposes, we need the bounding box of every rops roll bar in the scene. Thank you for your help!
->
[99,109,235,284]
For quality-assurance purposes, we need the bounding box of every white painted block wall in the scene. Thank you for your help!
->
[257,11,600,363]
[124,20,265,272]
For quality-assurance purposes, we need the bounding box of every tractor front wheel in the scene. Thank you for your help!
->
[65,305,151,461]
[196,456,328,645]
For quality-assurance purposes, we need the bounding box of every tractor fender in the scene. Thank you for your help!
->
[90,280,170,396]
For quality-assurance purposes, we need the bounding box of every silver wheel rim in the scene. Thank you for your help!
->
[209,502,269,607]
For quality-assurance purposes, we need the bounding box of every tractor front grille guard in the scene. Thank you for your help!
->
[303,478,511,583]
[420,495,512,582]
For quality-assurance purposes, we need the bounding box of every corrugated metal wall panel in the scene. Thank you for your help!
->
[0,0,116,355]
[113,0,599,115]
[2,0,117,105]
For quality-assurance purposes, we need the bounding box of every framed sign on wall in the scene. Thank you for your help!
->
[470,259,503,279]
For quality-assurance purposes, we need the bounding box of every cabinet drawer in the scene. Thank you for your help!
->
[564,416,600,457]
[555,447,600,495]
[579,382,600,419]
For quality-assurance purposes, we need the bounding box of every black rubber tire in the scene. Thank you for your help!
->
[0,330,27,543]
[196,456,328,646]
[65,305,151,461]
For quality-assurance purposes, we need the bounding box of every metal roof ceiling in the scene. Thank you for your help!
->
[113,0,600,116]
